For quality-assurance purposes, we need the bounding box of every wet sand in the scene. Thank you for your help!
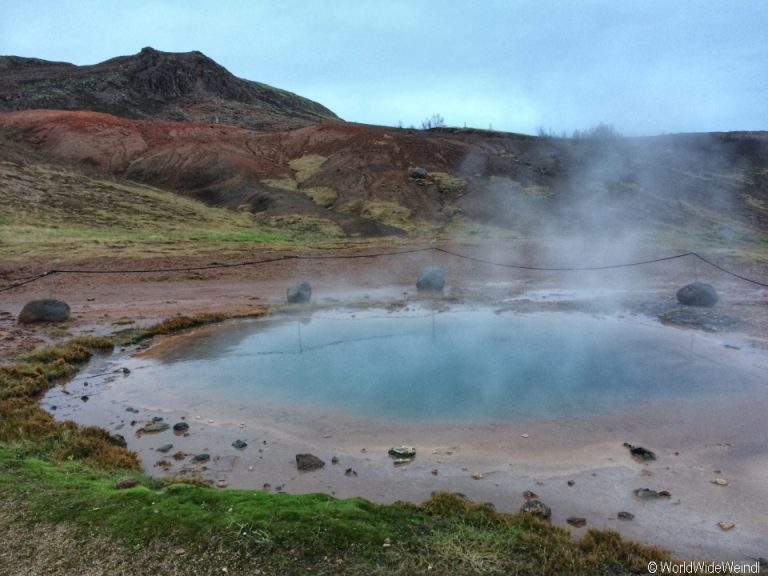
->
[41,301,768,563]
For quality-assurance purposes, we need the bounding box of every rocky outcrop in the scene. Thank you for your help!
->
[18,299,70,323]
[676,282,718,307]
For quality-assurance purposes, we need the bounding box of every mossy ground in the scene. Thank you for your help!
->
[0,314,676,575]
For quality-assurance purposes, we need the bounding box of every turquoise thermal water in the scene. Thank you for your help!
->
[127,309,755,422]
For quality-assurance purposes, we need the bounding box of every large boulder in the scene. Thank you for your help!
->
[416,266,445,292]
[676,282,718,307]
[287,281,312,303]
[18,299,70,323]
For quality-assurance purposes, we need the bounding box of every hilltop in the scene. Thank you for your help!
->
[0,47,337,131]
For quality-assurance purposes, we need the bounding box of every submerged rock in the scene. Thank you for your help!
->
[18,299,70,323]
[618,511,635,521]
[296,453,325,472]
[172,422,189,432]
[567,517,587,528]
[416,266,445,292]
[156,444,174,453]
[287,281,312,303]
[191,453,210,463]
[676,282,718,307]
[519,499,551,520]
[232,439,247,450]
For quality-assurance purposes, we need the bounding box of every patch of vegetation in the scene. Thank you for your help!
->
[304,185,339,207]
[339,200,413,228]
[289,154,328,184]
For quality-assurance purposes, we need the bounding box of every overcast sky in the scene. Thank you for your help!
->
[1,0,766,135]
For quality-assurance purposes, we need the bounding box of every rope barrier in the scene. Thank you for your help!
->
[1,246,767,293]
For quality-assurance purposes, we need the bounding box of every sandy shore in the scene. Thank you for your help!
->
[3,245,768,562]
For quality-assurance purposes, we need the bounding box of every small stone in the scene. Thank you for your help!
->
[216,480,228,488]
[519,499,551,520]
[114,478,138,490]
[231,439,247,450]
[633,488,669,500]
[248,466,254,471]
[296,453,325,472]
[156,444,173,453]
[173,422,190,432]
[618,511,635,521]
[331,456,340,464]
[711,478,728,486]
[382,537,392,548]
[520,433,529,438]
[174,549,186,556]
[141,422,170,434]
[388,446,416,459]
[172,451,186,461]
[344,468,358,477]
[81,395,89,402]
[393,458,411,466]
[567,480,575,486]
[471,472,484,480]
[567,517,587,528]
[623,442,657,461]
[192,453,210,463]
[431,469,439,476]
[523,490,538,500]
[717,521,735,531]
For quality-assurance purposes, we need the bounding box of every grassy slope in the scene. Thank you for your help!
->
[0,158,336,262]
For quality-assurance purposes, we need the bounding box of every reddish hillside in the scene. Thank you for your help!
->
[1,109,767,239]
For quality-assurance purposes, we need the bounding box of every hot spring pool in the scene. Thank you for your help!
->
[107,308,762,422]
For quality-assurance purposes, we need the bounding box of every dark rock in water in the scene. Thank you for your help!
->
[191,453,210,463]
[295,453,325,472]
[114,478,138,490]
[618,511,635,521]
[519,499,551,520]
[157,444,173,453]
[623,442,657,461]
[172,422,189,432]
[18,299,71,323]
[232,439,247,450]
[141,421,170,433]
[80,395,89,402]
[676,282,718,307]
[566,517,587,528]
[410,167,429,179]
[106,433,127,448]
[287,281,312,303]
[416,267,445,292]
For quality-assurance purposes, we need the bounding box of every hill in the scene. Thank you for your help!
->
[0,47,337,131]
[1,109,767,245]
